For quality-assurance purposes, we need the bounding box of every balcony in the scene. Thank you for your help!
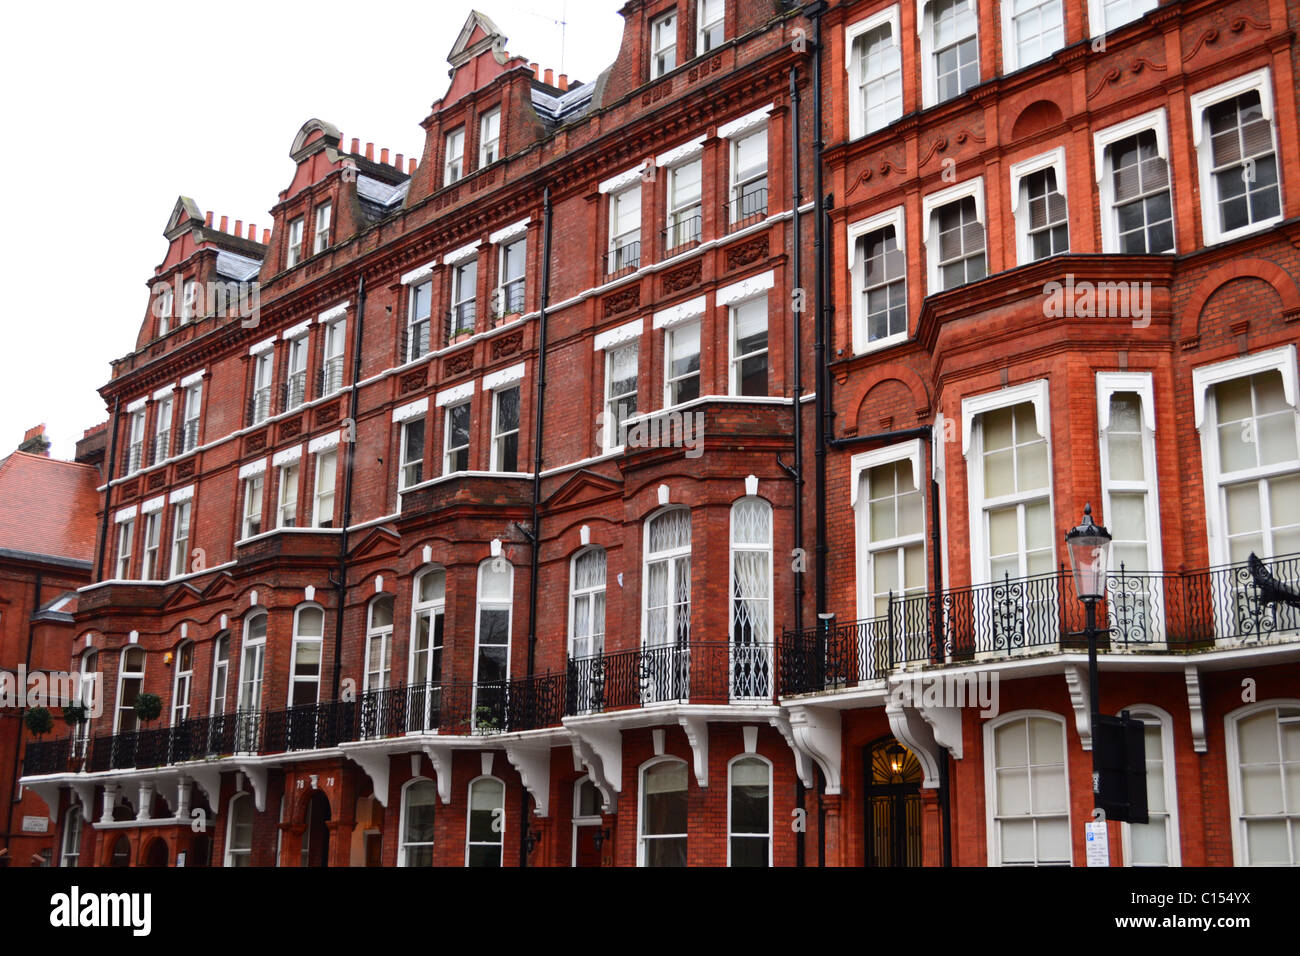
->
[603,240,641,278]
[662,214,702,255]
[567,641,776,715]
[446,302,476,345]
[778,553,1300,695]
[725,186,768,233]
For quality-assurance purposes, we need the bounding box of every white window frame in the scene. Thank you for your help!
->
[568,546,607,660]
[238,611,267,719]
[398,777,436,867]
[285,333,309,410]
[961,379,1054,587]
[252,351,274,424]
[156,285,173,337]
[444,126,465,185]
[443,400,472,474]
[1097,371,1163,574]
[115,518,135,579]
[637,756,689,866]
[571,776,605,866]
[321,316,346,396]
[171,640,194,724]
[983,710,1072,866]
[729,497,774,700]
[850,439,927,624]
[364,596,394,693]
[666,158,703,250]
[312,449,337,528]
[153,393,174,465]
[224,792,253,866]
[113,646,145,734]
[210,632,230,716]
[142,510,162,580]
[602,340,639,453]
[1093,108,1175,254]
[479,107,501,167]
[847,7,904,139]
[922,177,986,294]
[697,0,725,55]
[60,804,83,867]
[127,408,147,473]
[495,236,526,318]
[664,319,702,408]
[398,416,426,498]
[407,279,433,360]
[241,473,264,540]
[727,295,769,397]
[727,754,773,867]
[180,381,202,453]
[288,604,324,707]
[313,201,332,255]
[1191,346,1300,566]
[465,775,506,866]
[919,0,980,109]
[1189,68,1283,246]
[168,500,191,578]
[472,559,513,726]
[650,10,677,80]
[847,205,908,354]
[489,384,522,473]
[1224,699,1300,866]
[1001,0,1065,75]
[287,216,304,267]
[277,461,300,529]
[608,183,642,273]
[1087,0,1157,37]
[1009,148,1069,265]
[642,506,693,650]
[1118,704,1181,866]
[181,278,197,323]
[728,127,769,224]
[410,567,447,690]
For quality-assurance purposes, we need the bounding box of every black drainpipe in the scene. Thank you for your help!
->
[331,274,366,701]
[525,186,553,681]
[94,396,122,582]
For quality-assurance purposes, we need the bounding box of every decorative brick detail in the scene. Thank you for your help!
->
[279,417,303,441]
[726,236,768,272]
[491,331,525,360]
[119,480,138,499]
[603,286,640,317]
[400,368,428,394]
[445,351,474,376]
[175,459,196,480]
[147,472,167,490]
[315,402,341,426]
[661,262,701,295]
[244,432,267,454]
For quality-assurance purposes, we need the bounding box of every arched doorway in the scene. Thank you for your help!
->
[864,737,923,867]
[142,838,168,867]
[301,791,332,867]
[109,835,131,867]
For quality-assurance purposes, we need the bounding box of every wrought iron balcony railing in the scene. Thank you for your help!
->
[603,240,641,277]
[725,186,769,232]
[662,214,703,254]
[446,302,477,344]
[778,553,1300,695]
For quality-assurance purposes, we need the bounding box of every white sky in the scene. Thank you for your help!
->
[0,1,625,460]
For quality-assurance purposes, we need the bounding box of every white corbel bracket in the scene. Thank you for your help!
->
[1185,665,1207,754]
[679,716,709,788]
[786,704,842,795]
[886,692,944,789]
[234,763,268,812]
[769,716,814,789]
[344,748,392,808]
[1064,663,1092,751]
[422,744,454,805]
[504,742,552,817]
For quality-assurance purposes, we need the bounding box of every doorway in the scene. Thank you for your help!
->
[301,791,332,867]
[864,737,922,867]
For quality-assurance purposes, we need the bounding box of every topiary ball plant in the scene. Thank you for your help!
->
[62,703,87,726]
[134,693,163,724]
[24,707,54,738]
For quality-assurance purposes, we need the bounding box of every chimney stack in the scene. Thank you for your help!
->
[529,62,539,79]
[248,223,257,240]
[381,147,390,165]
[544,67,554,86]
[262,228,271,244]
[395,153,404,169]
[219,215,229,232]
[351,137,360,154]
[408,158,418,174]
[365,142,375,160]
[558,73,569,91]
[204,211,214,227]
[234,220,243,238]
[18,424,51,458]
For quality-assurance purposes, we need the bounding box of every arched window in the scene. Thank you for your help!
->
[1119,705,1180,866]
[73,650,97,757]
[730,498,773,700]
[224,793,253,867]
[60,805,83,867]
[984,711,1070,866]
[644,508,692,650]
[410,568,446,733]
[639,757,688,867]
[289,605,324,706]
[237,613,267,752]
[466,776,505,867]
[399,778,437,867]
[209,632,230,716]
[114,646,146,734]
[569,547,607,660]
[474,560,513,727]
[728,755,772,867]
[365,596,394,692]
[1226,700,1300,865]
[171,640,195,724]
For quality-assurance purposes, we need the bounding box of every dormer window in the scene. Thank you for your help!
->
[698,0,724,54]
[445,127,465,185]
[651,11,677,79]
[479,108,501,166]
[287,217,305,267]
[313,202,332,255]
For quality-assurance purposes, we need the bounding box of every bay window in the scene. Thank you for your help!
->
[474,559,512,725]
[730,497,772,699]
[444,400,471,474]
[277,461,300,528]
[365,596,393,693]
[289,605,324,707]
[1227,701,1300,865]
[399,416,426,496]
[604,342,638,451]
[665,320,701,406]
[242,474,264,539]
[924,180,986,292]
[1010,150,1069,263]
[1095,111,1175,254]
[114,646,145,734]
[849,207,907,352]
[313,449,337,528]
[728,298,768,397]
[115,517,134,579]
[491,385,520,472]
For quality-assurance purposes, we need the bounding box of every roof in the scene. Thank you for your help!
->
[0,452,100,564]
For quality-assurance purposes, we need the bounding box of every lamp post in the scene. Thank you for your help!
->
[1064,503,1112,806]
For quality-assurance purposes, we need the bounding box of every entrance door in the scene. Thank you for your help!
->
[865,738,923,867]
[302,791,332,867]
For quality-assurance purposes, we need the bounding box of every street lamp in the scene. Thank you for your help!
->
[1064,503,1111,807]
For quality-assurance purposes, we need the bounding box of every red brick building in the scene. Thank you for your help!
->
[16,0,1300,868]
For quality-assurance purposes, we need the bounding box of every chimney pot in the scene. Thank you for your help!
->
[529,62,539,79]
[262,228,271,244]
[408,158,418,174]
[365,142,374,160]
[248,223,256,240]
[544,68,554,86]
[558,73,569,91]
[234,220,243,237]
[395,153,404,169]
[381,147,390,164]
[351,137,360,154]
[204,211,214,227]
[219,215,229,232]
